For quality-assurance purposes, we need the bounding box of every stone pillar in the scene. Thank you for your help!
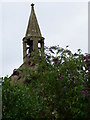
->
[33,38,38,55]
[23,41,26,63]
[41,40,44,56]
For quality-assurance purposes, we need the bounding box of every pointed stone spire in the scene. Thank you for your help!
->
[22,4,45,63]
[25,3,42,37]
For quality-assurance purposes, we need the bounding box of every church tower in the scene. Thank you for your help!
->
[22,3,45,63]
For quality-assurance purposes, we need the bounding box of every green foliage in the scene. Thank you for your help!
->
[2,46,90,119]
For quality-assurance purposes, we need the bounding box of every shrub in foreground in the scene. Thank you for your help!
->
[2,46,90,119]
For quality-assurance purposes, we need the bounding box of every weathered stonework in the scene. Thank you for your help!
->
[10,3,45,86]
[23,4,44,63]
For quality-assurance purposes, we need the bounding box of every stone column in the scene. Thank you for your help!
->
[41,40,44,56]
[33,38,38,55]
[23,40,26,63]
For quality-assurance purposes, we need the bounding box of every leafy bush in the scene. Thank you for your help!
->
[2,46,90,120]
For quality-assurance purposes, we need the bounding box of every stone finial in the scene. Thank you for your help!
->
[31,3,34,7]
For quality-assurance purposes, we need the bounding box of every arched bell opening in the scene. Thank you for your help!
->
[26,39,33,57]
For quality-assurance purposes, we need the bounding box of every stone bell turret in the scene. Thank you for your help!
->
[22,3,44,63]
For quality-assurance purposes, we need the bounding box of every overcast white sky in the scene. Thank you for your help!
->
[0,1,89,77]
